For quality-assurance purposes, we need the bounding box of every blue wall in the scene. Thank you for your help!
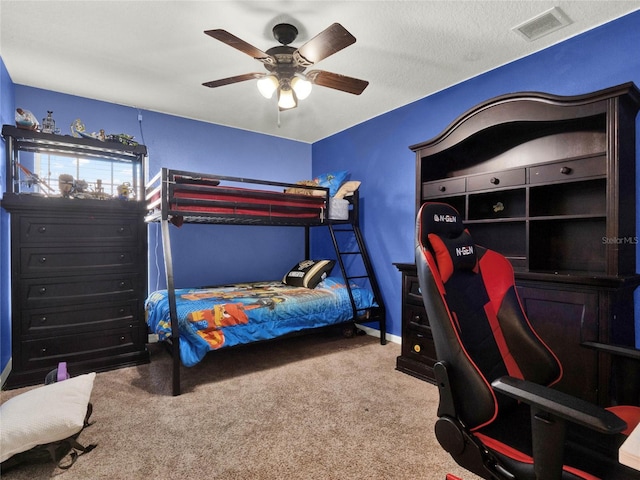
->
[312,10,640,341]
[1,57,15,383]
[1,10,639,374]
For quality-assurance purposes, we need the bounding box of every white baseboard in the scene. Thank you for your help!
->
[356,324,401,344]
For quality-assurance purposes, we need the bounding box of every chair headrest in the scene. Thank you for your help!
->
[417,202,477,281]
[419,202,465,239]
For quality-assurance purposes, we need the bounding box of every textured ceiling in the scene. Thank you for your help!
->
[1,1,639,143]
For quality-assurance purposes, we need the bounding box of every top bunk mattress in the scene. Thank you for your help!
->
[146,168,329,226]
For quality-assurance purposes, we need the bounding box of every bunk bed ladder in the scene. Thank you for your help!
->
[328,223,386,345]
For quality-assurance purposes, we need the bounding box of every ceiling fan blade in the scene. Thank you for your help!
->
[204,29,275,65]
[293,23,356,67]
[306,70,369,95]
[203,73,264,88]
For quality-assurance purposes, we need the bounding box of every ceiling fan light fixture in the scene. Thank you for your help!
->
[278,87,297,110]
[257,75,278,98]
[291,76,312,100]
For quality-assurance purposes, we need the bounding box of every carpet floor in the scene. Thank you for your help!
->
[1,332,481,479]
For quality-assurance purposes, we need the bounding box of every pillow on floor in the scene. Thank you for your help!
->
[0,372,96,463]
[283,260,336,289]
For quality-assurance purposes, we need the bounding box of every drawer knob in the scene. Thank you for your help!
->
[40,316,47,323]
[39,287,47,295]
[413,344,421,353]
[490,177,500,185]
[438,185,446,192]
[120,254,126,260]
[117,227,125,234]
[120,336,126,342]
[560,166,572,175]
[118,308,126,315]
[38,226,47,234]
[413,315,421,322]
[39,256,47,263]
[41,347,47,354]
[119,281,127,288]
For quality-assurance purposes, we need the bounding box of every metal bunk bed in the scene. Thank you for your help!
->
[145,168,386,395]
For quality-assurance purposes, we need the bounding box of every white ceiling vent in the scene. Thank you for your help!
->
[512,7,573,42]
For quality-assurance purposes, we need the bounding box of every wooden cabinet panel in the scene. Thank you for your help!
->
[517,284,599,402]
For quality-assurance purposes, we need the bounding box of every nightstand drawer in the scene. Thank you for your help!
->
[467,168,525,192]
[405,276,424,306]
[18,215,140,244]
[529,156,606,184]
[21,300,139,336]
[21,273,141,308]
[20,246,140,275]
[403,328,437,363]
[422,177,466,198]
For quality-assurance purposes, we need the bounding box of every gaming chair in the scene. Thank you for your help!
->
[415,202,640,480]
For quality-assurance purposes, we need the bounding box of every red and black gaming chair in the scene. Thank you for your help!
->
[415,202,640,480]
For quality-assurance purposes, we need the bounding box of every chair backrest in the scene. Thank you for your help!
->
[415,202,562,430]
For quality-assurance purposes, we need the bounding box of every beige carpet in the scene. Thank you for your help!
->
[1,332,481,479]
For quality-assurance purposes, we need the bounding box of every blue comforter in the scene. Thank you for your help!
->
[145,277,376,366]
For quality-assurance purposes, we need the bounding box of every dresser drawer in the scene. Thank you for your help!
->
[21,300,139,337]
[529,156,606,184]
[20,246,141,275]
[21,273,141,308]
[422,177,466,198]
[21,327,144,371]
[467,168,525,192]
[18,215,140,244]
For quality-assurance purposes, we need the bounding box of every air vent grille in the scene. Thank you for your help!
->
[513,7,572,41]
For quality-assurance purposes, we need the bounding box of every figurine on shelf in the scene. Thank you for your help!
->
[15,108,39,130]
[70,118,86,137]
[117,182,132,200]
[41,111,57,134]
[58,174,74,197]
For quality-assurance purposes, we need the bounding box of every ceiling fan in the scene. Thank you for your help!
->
[202,23,369,110]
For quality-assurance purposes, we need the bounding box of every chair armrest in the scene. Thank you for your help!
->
[492,376,627,434]
[581,341,640,360]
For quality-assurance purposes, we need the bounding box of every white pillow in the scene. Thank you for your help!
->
[0,372,96,463]
[334,180,361,199]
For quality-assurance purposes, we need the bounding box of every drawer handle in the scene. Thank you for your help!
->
[39,256,47,263]
[118,308,126,315]
[39,287,47,295]
[560,166,572,175]
[40,316,47,323]
[413,344,422,353]
[438,185,446,192]
[119,281,127,289]
[117,227,126,234]
[490,177,500,185]
[120,254,126,260]
[38,226,47,234]
[120,336,127,343]
[413,315,421,322]
[41,347,47,354]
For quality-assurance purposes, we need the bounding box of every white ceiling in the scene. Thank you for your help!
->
[1,1,639,143]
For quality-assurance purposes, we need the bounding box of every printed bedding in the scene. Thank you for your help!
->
[145,276,376,367]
